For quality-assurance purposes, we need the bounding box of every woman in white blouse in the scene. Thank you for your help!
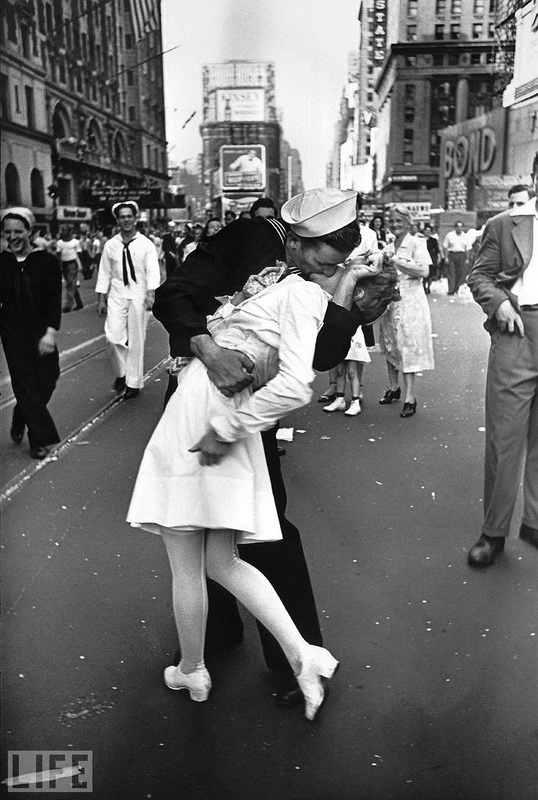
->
[378,205,435,418]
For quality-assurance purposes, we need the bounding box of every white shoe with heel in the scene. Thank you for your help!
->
[295,645,340,721]
[164,664,211,702]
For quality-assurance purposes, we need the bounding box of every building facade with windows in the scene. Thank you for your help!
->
[1,0,167,228]
[374,0,499,206]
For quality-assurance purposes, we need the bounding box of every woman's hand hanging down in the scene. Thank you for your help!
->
[189,429,232,466]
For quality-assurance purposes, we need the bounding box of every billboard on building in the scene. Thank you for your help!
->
[216,89,266,122]
[220,145,266,191]
[372,0,387,63]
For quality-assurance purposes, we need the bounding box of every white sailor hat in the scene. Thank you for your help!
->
[281,188,358,237]
[1,206,35,229]
[111,201,140,217]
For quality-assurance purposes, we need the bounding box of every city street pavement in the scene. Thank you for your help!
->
[1,282,537,800]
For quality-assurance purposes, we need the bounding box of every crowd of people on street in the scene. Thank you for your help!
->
[1,158,537,722]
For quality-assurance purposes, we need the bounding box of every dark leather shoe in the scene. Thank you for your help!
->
[274,681,303,708]
[113,376,126,393]
[467,534,505,567]
[123,387,140,400]
[520,524,538,549]
[10,425,25,444]
[29,446,48,460]
[318,391,336,403]
[400,400,417,418]
[379,387,401,404]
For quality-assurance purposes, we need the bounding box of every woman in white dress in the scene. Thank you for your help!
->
[127,257,360,720]
[378,205,435,418]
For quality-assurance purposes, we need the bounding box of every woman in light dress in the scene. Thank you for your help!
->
[127,258,358,721]
[378,204,435,418]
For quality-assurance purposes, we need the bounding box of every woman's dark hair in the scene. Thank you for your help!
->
[250,197,277,218]
[353,261,401,325]
[300,219,361,254]
[199,218,221,243]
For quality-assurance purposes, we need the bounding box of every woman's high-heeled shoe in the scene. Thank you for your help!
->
[318,385,337,403]
[295,646,340,721]
[379,387,401,404]
[400,400,417,418]
[164,664,211,702]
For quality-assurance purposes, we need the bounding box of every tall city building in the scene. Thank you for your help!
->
[200,60,301,216]
[374,0,498,207]
[1,0,168,228]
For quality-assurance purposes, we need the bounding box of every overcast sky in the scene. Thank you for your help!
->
[161,0,360,188]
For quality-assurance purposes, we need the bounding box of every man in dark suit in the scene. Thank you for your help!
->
[466,152,538,567]
[153,188,380,705]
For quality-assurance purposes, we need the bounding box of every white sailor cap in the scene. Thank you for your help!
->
[1,206,35,229]
[281,188,358,237]
[111,201,140,218]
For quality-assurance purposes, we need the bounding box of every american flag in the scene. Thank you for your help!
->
[128,0,160,42]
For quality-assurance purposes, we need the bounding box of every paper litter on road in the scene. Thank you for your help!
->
[276,427,294,442]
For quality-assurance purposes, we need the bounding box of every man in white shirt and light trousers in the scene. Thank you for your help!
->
[466,152,538,567]
[96,201,160,399]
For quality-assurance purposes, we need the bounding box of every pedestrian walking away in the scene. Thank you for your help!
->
[466,151,538,568]
[152,188,367,707]
[95,201,161,399]
[0,207,62,459]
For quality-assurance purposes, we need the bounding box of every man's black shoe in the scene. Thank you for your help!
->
[114,376,126,393]
[520,523,538,549]
[467,534,505,567]
[123,387,140,400]
[10,425,25,444]
[274,680,303,708]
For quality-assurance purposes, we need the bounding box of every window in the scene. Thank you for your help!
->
[433,53,444,66]
[407,24,417,41]
[435,24,444,40]
[472,22,483,38]
[146,144,151,167]
[436,0,446,13]
[403,146,413,165]
[405,55,417,66]
[404,108,415,123]
[46,3,53,33]
[486,50,495,64]
[14,85,20,114]
[5,163,22,205]
[37,0,46,33]
[1,73,10,121]
[125,33,133,49]
[470,52,482,65]
[488,21,495,37]
[451,0,462,13]
[21,26,30,59]
[405,84,416,102]
[127,70,134,86]
[129,105,136,121]
[450,23,460,39]
[31,169,46,207]
[59,57,66,84]
[25,86,35,128]
[5,4,17,42]
[407,0,418,16]
[489,0,497,11]
[404,129,414,143]
[473,0,484,13]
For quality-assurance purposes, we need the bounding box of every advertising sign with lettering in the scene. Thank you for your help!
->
[372,0,387,64]
[88,187,164,208]
[220,145,266,192]
[216,89,265,122]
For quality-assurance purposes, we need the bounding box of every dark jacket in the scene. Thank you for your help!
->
[467,208,533,333]
[0,249,62,338]
[153,217,359,371]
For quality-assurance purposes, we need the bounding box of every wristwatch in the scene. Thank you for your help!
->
[166,356,194,376]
